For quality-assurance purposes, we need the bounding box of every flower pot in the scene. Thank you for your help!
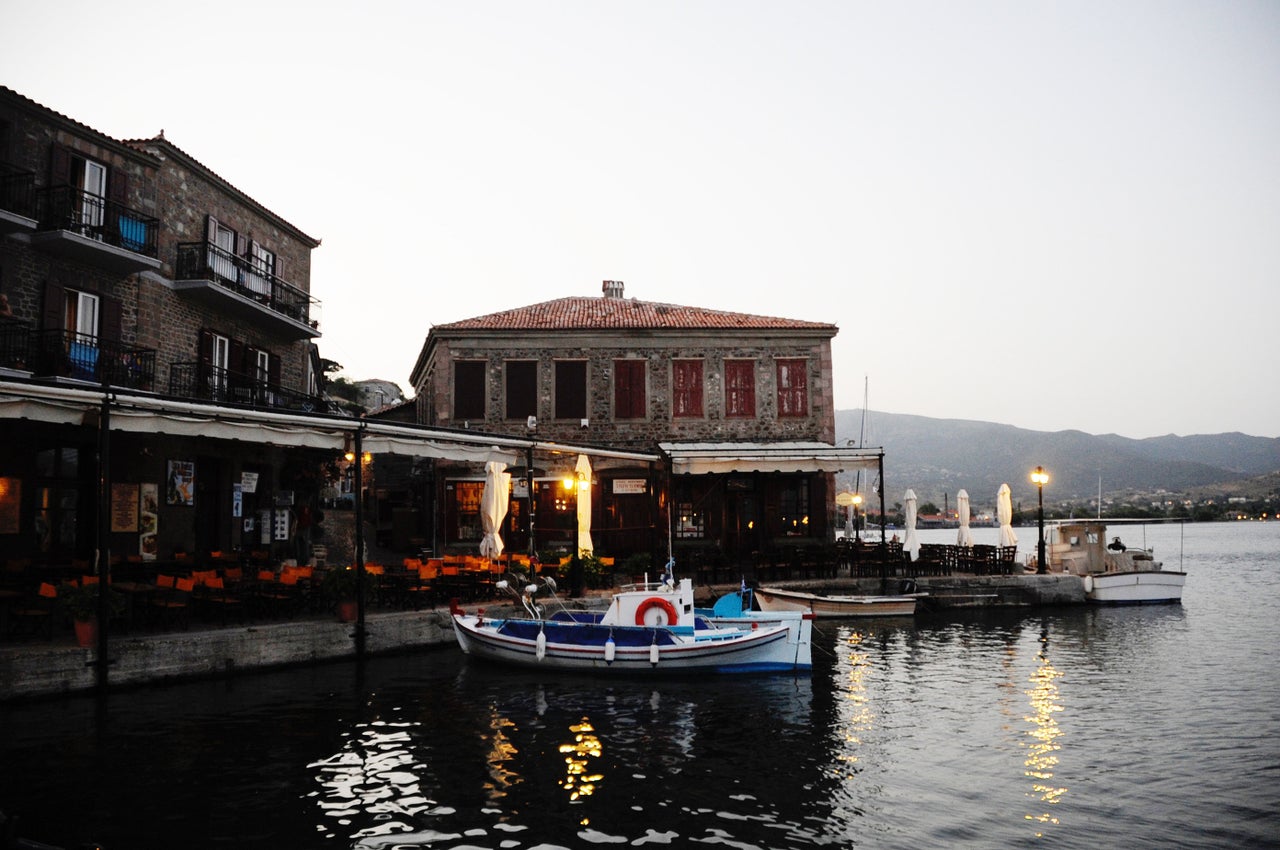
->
[74,618,97,648]
[336,600,358,623]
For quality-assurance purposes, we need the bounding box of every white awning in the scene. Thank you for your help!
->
[660,441,883,475]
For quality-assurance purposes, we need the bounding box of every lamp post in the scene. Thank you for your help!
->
[1031,466,1049,574]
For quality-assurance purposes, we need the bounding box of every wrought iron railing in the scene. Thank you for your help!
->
[0,164,36,219]
[168,362,323,412]
[0,319,32,370]
[36,185,159,258]
[33,329,156,390]
[174,241,320,328]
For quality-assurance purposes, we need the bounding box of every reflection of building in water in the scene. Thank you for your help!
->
[834,629,874,777]
[484,709,522,801]
[1023,629,1068,836]
[559,717,604,802]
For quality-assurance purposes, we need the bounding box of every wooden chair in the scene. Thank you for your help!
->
[149,577,194,630]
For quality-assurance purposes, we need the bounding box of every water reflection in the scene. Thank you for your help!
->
[834,628,875,778]
[558,717,603,802]
[1023,626,1067,836]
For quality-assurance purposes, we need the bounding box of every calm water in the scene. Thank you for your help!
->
[2,522,1278,849]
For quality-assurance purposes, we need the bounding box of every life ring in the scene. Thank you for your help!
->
[635,596,678,627]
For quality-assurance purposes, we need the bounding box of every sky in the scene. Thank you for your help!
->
[4,1,1277,439]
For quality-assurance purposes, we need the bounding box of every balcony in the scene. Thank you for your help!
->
[0,165,37,235]
[32,329,157,391]
[31,186,162,275]
[0,319,32,375]
[173,242,321,340]
[168,362,324,413]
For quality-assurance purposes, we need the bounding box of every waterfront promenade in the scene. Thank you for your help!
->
[1,573,1084,701]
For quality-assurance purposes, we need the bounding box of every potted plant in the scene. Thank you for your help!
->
[61,583,125,648]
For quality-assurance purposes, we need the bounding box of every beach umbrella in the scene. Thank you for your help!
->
[957,489,975,547]
[479,460,511,561]
[575,453,594,557]
[903,489,920,561]
[997,482,1018,548]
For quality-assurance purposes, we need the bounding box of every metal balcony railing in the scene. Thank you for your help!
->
[168,362,324,413]
[33,329,156,391]
[175,242,320,328]
[0,165,36,219]
[36,185,159,257]
[0,319,32,370]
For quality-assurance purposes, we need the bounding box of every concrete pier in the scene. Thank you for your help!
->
[1,574,1086,702]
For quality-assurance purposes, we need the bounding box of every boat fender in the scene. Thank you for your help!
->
[900,579,917,595]
[449,599,464,617]
[535,628,547,661]
[1083,575,1094,594]
[650,641,659,666]
[635,597,678,627]
[604,634,616,665]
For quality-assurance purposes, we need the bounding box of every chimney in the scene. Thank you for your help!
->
[602,279,625,298]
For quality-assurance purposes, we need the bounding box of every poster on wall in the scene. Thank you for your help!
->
[139,483,159,560]
[0,476,19,535]
[232,483,243,518]
[167,460,195,506]
[111,483,139,532]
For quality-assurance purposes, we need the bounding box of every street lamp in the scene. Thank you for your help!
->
[1031,466,1049,574]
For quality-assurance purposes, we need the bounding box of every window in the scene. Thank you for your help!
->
[454,361,486,421]
[35,447,80,555]
[452,481,483,541]
[614,359,646,419]
[725,359,756,418]
[672,360,704,418]
[776,358,808,417]
[555,360,587,420]
[78,159,106,233]
[505,360,537,420]
[779,478,810,536]
[246,241,274,298]
[207,217,237,284]
[208,332,229,398]
[64,290,99,381]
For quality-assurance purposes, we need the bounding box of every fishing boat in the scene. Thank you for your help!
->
[755,585,920,618]
[450,567,813,674]
[1046,520,1186,605]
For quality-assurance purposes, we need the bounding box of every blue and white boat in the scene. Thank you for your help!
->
[450,568,812,674]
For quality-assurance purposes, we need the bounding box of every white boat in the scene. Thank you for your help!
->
[1046,520,1186,605]
[755,585,920,618]
[451,572,813,674]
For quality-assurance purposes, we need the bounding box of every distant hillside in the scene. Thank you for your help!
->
[836,410,1280,510]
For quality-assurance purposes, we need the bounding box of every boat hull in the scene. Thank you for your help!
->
[452,614,812,674]
[756,586,918,618]
[1083,570,1186,605]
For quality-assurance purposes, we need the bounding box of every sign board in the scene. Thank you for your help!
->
[612,479,647,495]
[836,491,856,507]
[240,472,259,494]
[111,483,139,532]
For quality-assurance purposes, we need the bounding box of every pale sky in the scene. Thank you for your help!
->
[5,1,1277,439]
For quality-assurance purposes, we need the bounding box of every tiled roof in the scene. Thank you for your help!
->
[436,296,836,332]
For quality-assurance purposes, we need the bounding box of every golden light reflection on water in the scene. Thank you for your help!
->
[1023,630,1067,836]
[558,717,603,802]
[834,630,874,778]
[484,708,522,800]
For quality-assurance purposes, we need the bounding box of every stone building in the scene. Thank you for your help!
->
[410,280,877,566]
[0,85,329,565]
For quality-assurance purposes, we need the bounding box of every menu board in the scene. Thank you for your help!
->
[111,483,139,532]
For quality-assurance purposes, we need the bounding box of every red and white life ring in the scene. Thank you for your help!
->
[635,596,678,627]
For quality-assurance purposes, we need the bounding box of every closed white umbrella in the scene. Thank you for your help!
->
[479,461,511,561]
[903,489,920,561]
[997,482,1018,548]
[575,453,594,557]
[957,489,975,547]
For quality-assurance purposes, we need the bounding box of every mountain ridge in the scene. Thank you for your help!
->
[835,410,1280,509]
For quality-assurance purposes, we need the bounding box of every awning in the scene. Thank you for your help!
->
[659,441,883,475]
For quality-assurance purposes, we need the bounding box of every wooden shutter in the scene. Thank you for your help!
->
[198,329,214,365]
[42,276,65,331]
[268,353,281,389]
[99,296,122,344]
[206,215,219,243]
[49,143,72,185]
[107,168,128,207]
